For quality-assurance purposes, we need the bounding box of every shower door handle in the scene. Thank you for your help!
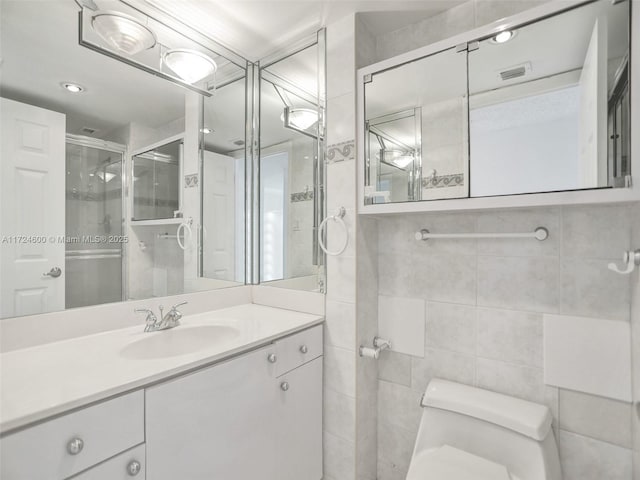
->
[43,267,62,278]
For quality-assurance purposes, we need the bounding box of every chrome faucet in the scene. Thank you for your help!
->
[134,302,188,332]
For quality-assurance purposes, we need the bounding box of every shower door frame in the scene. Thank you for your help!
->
[65,134,128,303]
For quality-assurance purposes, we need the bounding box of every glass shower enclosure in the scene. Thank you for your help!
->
[65,136,125,309]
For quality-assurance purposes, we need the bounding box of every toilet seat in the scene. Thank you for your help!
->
[406,445,513,480]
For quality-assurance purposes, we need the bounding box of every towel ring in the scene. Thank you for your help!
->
[176,218,193,251]
[318,207,348,256]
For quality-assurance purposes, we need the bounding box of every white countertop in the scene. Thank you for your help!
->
[0,304,323,433]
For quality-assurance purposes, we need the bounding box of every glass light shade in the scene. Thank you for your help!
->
[92,12,156,56]
[281,108,318,131]
[163,49,217,84]
[384,150,414,168]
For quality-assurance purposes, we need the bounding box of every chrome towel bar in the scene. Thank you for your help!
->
[415,226,549,242]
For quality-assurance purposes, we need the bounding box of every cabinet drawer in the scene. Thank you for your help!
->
[275,325,323,376]
[73,444,145,480]
[0,391,144,480]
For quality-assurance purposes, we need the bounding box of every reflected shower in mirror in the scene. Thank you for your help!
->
[259,41,325,292]
[468,0,630,197]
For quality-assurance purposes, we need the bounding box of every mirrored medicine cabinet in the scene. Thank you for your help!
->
[362,0,632,207]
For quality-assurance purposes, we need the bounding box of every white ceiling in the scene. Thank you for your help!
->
[145,0,466,61]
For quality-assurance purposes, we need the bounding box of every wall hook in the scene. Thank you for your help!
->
[608,249,640,275]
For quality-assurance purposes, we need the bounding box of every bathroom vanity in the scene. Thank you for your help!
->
[0,304,324,480]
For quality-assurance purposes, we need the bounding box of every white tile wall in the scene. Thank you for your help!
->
[374,204,637,480]
[341,3,639,480]
[544,314,632,402]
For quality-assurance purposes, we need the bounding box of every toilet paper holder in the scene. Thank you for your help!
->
[359,336,391,359]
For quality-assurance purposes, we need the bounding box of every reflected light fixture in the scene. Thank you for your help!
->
[92,11,157,55]
[201,127,213,134]
[163,49,217,84]
[61,82,85,93]
[96,171,116,182]
[385,150,414,169]
[492,30,516,44]
[281,108,318,131]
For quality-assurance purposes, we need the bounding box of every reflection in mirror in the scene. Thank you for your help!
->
[259,42,325,292]
[0,0,246,319]
[199,77,247,288]
[364,47,469,203]
[366,109,422,203]
[468,0,631,197]
[132,139,182,221]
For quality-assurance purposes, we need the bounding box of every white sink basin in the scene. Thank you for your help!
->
[121,325,239,360]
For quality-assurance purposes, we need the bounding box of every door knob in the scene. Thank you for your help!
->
[43,267,62,278]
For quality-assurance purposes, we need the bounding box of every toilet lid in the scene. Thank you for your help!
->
[406,445,512,480]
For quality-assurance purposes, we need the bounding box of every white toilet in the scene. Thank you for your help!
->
[406,379,562,480]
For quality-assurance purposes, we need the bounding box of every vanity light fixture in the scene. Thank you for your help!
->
[91,11,157,55]
[201,127,213,134]
[163,49,217,84]
[281,108,318,131]
[492,29,516,44]
[61,82,85,93]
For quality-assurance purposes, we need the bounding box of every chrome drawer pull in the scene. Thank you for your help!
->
[280,382,290,391]
[66,437,84,455]
[299,345,308,354]
[127,460,142,476]
[268,353,277,363]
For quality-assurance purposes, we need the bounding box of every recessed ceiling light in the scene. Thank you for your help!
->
[92,11,156,56]
[163,49,217,84]
[61,82,85,93]
[201,127,213,134]
[492,30,516,44]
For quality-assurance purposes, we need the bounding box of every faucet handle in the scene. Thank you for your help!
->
[170,301,188,311]
[135,308,157,332]
[134,308,155,319]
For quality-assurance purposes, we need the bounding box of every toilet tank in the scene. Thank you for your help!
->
[413,379,562,480]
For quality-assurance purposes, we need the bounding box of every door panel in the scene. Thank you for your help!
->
[145,345,278,480]
[0,98,66,318]
[277,357,323,480]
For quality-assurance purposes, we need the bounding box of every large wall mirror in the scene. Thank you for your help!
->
[363,0,631,203]
[0,0,255,319]
[259,41,326,293]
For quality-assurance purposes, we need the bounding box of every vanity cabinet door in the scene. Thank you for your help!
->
[277,357,323,480]
[145,344,278,480]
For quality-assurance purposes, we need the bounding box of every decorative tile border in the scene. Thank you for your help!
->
[422,173,464,189]
[290,190,314,203]
[326,140,355,163]
[184,174,199,188]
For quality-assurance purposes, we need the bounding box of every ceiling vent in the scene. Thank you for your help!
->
[80,126,98,135]
[497,62,532,82]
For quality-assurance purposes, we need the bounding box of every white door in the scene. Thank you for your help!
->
[277,357,323,480]
[0,98,66,318]
[145,345,278,480]
[202,151,235,280]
